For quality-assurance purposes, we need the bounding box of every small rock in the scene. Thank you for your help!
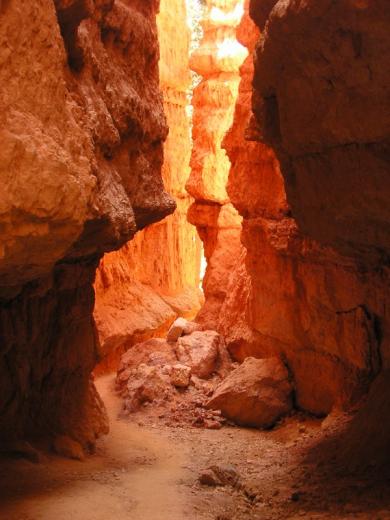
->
[204,419,222,430]
[243,480,259,501]
[167,318,202,342]
[170,364,191,388]
[209,465,240,487]
[199,469,222,487]
[53,435,85,461]
[161,364,172,375]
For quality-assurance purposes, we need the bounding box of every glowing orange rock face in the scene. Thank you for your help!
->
[94,0,203,370]
[222,1,388,415]
[187,0,247,203]
[188,0,246,329]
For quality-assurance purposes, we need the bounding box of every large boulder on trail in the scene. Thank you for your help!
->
[207,357,293,428]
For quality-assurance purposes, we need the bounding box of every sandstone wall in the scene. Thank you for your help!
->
[219,1,388,416]
[187,0,247,328]
[250,0,390,265]
[0,0,173,451]
[247,0,390,463]
[94,0,203,371]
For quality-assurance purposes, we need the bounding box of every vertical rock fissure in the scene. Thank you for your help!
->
[186,0,247,329]
[93,0,204,374]
[1,0,389,471]
[189,0,389,430]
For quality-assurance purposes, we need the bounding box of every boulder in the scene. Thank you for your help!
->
[53,435,85,461]
[116,338,177,393]
[207,357,293,428]
[175,330,223,378]
[167,317,202,342]
[118,339,177,372]
[124,364,173,412]
[170,364,192,388]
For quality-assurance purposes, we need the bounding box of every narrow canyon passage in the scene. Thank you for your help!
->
[0,375,189,520]
[0,0,389,520]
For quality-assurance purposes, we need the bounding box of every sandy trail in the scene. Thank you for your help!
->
[0,375,189,520]
[1,375,390,520]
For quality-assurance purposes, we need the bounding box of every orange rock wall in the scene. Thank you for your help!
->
[0,0,173,449]
[94,0,202,369]
[187,0,247,328]
[250,0,390,266]
[221,2,387,415]
[246,0,390,462]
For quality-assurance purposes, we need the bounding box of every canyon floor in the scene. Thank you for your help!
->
[0,375,389,520]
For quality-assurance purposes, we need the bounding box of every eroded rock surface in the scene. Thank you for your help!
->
[219,1,387,418]
[0,0,174,450]
[251,0,390,264]
[247,0,390,464]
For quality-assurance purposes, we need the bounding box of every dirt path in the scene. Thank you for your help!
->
[1,375,390,520]
[0,375,189,520]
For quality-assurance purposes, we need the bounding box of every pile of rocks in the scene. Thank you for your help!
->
[116,319,230,428]
[116,318,294,429]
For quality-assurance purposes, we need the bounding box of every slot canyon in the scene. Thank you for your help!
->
[0,0,389,518]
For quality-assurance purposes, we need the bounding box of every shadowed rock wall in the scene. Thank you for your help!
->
[217,1,388,416]
[0,0,174,451]
[251,0,390,265]
[246,0,390,462]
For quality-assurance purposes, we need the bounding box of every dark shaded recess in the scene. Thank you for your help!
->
[249,0,278,29]
[65,216,136,260]
[54,0,91,71]
[0,255,101,443]
[0,0,11,15]
[263,95,282,145]
[134,195,177,231]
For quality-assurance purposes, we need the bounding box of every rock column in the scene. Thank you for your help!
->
[187,0,247,328]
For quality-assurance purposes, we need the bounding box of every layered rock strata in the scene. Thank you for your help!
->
[0,0,173,451]
[94,0,202,371]
[187,0,247,328]
[219,2,386,417]
[251,0,390,265]
[247,0,390,463]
